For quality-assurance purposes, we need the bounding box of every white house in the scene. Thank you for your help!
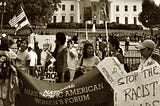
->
[52,0,80,23]
[52,0,143,25]
[109,0,142,25]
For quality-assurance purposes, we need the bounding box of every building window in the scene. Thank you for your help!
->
[125,17,128,24]
[62,16,65,22]
[116,5,119,11]
[133,5,137,11]
[134,17,137,24]
[53,16,56,23]
[71,5,74,11]
[84,7,92,21]
[70,16,74,22]
[116,17,119,23]
[125,5,128,11]
[62,5,65,11]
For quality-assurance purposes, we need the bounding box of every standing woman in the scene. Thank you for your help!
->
[16,39,30,73]
[108,35,128,72]
[78,41,100,74]
[52,32,69,83]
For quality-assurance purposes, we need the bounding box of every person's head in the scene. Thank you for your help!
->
[55,32,66,46]
[43,43,50,51]
[136,39,155,59]
[20,39,28,52]
[82,41,94,58]
[109,35,123,55]
[0,36,9,51]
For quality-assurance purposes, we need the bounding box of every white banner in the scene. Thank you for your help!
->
[114,64,160,106]
[97,57,127,89]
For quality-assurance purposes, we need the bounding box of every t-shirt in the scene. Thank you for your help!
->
[16,50,30,73]
[67,47,78,70]
[82,56,100,73]
[28,50,37,66]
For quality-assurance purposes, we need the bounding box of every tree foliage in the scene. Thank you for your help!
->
[138,0,160,28]
[2,0,61,26]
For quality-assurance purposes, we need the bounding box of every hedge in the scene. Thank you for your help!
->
[47,22,143,30]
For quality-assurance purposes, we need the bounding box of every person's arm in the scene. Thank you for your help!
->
[116,54,124,64]
[95,56,101,65]
[26,53,31,69]
[63,50,68,72]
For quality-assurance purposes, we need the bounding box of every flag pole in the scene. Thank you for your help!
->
[105,20,109,57]
[102,2,109,57]
[85,21,88,40]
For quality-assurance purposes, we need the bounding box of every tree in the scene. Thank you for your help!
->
[138,0,160,35]
[3,0,61,27]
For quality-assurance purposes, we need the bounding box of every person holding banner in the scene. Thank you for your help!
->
[136,39,159,70]
[108,35,130,72]
[16,39,30,73]
[108,36,124,63]
[52,32,70,83]
[76,41,100,75]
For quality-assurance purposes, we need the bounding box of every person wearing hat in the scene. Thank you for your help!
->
[28,43,37,77]
[136,39,159,70]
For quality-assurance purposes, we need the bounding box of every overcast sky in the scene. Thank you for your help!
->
[154,0,160,5]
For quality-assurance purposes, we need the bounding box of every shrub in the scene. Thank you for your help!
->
[47,22,143,30]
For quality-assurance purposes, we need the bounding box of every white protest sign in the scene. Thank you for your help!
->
[35,34,56,51]
[35,65,57,82]
[96,57,127,89]
[114,64,160,106]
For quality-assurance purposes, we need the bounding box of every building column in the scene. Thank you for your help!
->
[77,0,80,23]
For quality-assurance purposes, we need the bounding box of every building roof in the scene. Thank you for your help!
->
[110,0,142,2]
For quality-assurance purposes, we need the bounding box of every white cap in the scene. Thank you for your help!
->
[136,39,155,50]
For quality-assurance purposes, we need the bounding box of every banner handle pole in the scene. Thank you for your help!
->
[85,21,88,40]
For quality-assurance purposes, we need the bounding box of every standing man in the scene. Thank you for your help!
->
[52,32,69,82]
[28,43,37,77]
[136,39,159,70]
[67,40,78,81]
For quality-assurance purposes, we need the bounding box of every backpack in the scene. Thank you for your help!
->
[0,55,10,79]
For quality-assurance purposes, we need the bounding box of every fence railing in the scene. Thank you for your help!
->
[124,50,141,71]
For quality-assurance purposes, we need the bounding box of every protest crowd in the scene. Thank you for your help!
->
[0,30,159,106]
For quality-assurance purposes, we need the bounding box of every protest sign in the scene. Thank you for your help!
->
[16,65,113,106]
[114,64,160,106]
[35,65,57,82]
[97,57,127,89]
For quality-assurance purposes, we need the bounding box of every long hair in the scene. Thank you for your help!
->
[82,41,94,58]
[56,32,66,45]
[109,35,123,55]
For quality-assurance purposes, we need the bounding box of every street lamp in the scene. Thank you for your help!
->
[0,0,6,33]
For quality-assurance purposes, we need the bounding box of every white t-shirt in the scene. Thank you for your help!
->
[28,50,37,66]
[67,47,78,70]
[82,56,100,73]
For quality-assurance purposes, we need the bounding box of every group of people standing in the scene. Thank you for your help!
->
[0,31,159,106]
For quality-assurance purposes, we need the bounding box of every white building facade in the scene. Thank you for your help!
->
[52,0,80,23]
[109,0,142,25]
[52,0,143,25]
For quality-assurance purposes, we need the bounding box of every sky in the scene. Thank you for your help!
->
[154,0,160,5]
